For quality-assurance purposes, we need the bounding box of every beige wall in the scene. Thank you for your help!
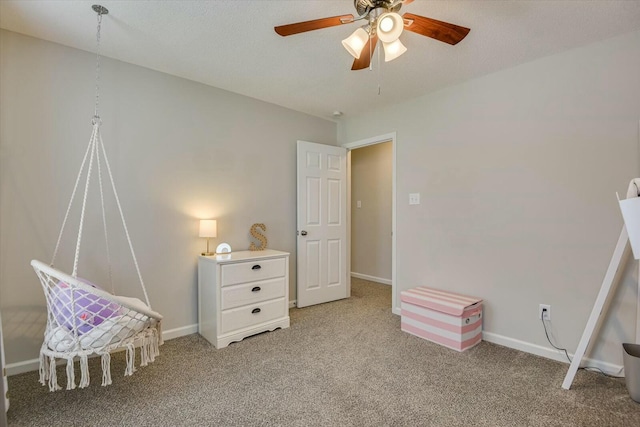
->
[339,30,640,368]
[351,142,392,282]
[0,30,337,365]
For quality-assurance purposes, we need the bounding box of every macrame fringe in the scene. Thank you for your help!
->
[157,320,164,346]
[66,357,76,390]
[38,350,48,386]
[38,326,163,391]
[101,353,112,386]
[150,328,159,362]
[79,355,90,388]
[140,335,149,367]
[125,344,136,376]
[48,356,61,392]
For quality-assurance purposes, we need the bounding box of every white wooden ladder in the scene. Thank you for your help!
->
[563,178,640,389]
[561,226,635,389]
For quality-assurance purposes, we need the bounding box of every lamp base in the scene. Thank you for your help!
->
[201,237,216,256]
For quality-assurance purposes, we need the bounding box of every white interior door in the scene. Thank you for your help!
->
[296,141,348,308]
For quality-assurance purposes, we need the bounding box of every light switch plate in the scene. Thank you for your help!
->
[357,200,362,208]
[409,193,420,205]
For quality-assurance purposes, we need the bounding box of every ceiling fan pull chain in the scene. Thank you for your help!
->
[369,14,374,71]
[377,66,381,95]
[377,48,380,95]
[93,7,105,124]
[377,27,382,96]
[369,37,373,71]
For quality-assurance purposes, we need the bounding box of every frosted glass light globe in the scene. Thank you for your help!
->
[379,16,394,33]
[376,12,404,43]
[342,27,369,59]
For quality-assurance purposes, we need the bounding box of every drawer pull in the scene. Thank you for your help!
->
[252,308,261,314]
[252,265,261,270]
[251,286,261,292]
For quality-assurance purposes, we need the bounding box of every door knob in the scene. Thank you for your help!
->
[300,230,308,236]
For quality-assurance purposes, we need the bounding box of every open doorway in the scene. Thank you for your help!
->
[344,133,397,314]
[351,142,392,283]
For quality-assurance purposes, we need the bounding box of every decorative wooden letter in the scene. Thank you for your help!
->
[249,223,267,251]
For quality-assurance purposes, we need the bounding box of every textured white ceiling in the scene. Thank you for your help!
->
[1,1,640,120]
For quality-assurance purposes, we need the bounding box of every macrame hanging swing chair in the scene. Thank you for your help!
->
[31,5,162,392]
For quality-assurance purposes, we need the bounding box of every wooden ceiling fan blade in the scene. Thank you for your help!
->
[275,14,354,36]
[402,13,470,45]
[351,34,378,71]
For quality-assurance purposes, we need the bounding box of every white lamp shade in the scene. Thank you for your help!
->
[383,39,407,62]
[619,179,640,260]
[620,198,640,260]
[377,12,404,43]
[342,27,369,59]
[199,219,217,238]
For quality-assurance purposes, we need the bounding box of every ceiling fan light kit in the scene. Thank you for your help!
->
[274,0,471,71]
[382,38,407,62]
[342,27,369,59]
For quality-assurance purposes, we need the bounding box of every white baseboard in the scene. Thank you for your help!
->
[4,358,42,377]
[351,272,392,286]
[289,300,297,309]
[392,306,401,316]
[482,331,624,377]
[6,323,199,376]
[162,323,198,341]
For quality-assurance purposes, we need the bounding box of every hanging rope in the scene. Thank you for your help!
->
[50,126,96,267]
[72,125,98,278]
[95,135,114,294]
[93,10,103,122]
[98,131,152,308]
[52,9,105,268]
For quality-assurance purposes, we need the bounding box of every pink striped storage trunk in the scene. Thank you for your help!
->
[401,286,483,352]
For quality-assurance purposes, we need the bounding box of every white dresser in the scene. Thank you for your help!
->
[198,250,290,348]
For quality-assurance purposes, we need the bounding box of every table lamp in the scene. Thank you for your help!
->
[199,219,217,256]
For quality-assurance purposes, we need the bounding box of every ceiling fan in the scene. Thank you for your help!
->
[274,0,470,70]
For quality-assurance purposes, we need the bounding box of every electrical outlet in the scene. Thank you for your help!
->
[539,304,551,320]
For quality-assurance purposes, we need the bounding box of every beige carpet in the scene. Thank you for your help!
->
[6,278,640,426]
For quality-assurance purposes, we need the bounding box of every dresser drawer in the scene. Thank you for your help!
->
[221,277,286,310]
[220,257,286,287]
[220,298,286,334]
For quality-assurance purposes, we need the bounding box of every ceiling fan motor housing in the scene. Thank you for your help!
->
[354,0,401,17]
